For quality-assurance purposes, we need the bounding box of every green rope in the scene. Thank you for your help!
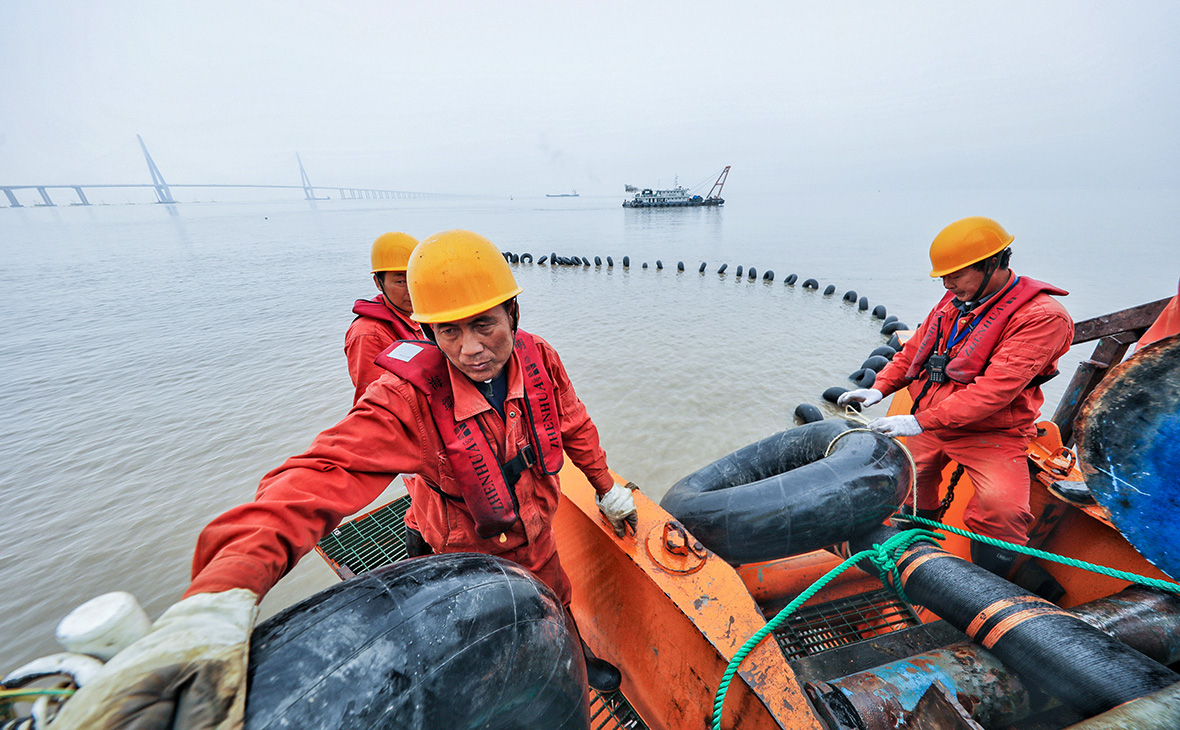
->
[710,529,942,730]
[906,515,1180,594]
[0,687,76,702]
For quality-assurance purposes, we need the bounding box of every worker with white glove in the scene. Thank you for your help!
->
[49,589,257,730]
[836,388,884,408]
[70,231,635,720]
[867,415,923,438]
[865,217,1073,578]
[596,482,639,537]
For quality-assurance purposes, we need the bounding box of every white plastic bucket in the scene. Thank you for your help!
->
[55,591,151,661]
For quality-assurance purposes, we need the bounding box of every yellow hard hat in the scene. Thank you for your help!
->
[408,229,523,323]
[370,232,419,273]
[928,217,1014,277]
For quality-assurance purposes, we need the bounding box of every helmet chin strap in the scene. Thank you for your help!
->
[964,256,999,310]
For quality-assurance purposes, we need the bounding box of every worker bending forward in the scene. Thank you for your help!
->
[344,231,424,404]
[52,230,638,730]
[841,217,1073,577]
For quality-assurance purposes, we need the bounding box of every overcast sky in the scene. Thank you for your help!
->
[3,1,1178,196]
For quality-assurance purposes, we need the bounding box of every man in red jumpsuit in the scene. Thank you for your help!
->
[840,216,1073,577]
[344,231,424,405]
[53,230,638,730]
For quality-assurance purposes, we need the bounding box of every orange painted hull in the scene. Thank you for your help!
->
[551,392,1178,729]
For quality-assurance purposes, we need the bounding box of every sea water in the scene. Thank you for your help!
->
[1,187,1176,668]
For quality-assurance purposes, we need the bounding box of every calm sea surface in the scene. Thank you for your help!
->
[2,188,1176,668]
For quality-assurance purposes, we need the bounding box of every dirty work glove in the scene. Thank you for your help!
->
[596,482,639,537]
[868,415,923,438]
[837,388,884,408]
[49,588,258,730]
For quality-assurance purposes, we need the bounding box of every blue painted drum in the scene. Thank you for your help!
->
[1078,334,1180,580]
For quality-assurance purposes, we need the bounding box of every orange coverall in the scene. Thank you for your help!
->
[344,295,423,404]
[187,334,614,605]
[874,272,1074,544]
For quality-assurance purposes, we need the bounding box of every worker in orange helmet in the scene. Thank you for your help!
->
[345,231,425,404]
[840,217,1074,577]
[49,230,638,730]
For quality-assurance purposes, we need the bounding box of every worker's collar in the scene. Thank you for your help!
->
[446,352,525,422]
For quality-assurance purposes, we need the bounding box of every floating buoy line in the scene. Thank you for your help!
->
[501,250,912,425]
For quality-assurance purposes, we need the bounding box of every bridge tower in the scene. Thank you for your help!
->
[297,154,328,200]
[137,134,175,204]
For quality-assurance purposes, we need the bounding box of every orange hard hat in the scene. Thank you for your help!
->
[408,229,522,323]
[370,232,419,273]
[928,217,1014,277]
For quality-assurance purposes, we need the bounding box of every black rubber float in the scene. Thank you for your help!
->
[607,256,614,267]
[642,262,648,269]
[883,314,898,326]
[538,255,548,264]
[861,355,891,372]
[520,253,533,264]
[748,267,757,280]
[763,270,774,281]
[887,333,903,351]
[793,403,823,424]
[661,421,911,565]
[870,346,896,360]
[785,274,798,285]
[849,368,877,388]
[843,290,858,302]
[245,554,589,730]
[699,262,707,273]
[594,256,601,266]
[677,261,685,271]
[881,321,908,336]
[859,296,869,311]
[735,265,744,278]
[872,305,887,319]
[823,284,836,296]
[656,260,663,270]
[623,255,630,268]
[802,278,819,289]
[717,263,728,274]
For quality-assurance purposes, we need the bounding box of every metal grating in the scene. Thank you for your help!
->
[772,588,922,661]
[589,688,647,730]
[314,496,648,730]
[315,495,411,578]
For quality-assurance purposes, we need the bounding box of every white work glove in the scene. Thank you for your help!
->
[49,588,258,730]
[596,482,639,537]
[868,415,923,438]
[837,388,884,408]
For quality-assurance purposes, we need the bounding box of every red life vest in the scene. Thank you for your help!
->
[374,330,564,538]
[905,276,1069,384]
[352,295,419,341]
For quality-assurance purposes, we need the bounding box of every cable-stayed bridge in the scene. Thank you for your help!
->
[1,135,454,208]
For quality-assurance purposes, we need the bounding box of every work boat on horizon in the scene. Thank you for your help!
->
[4,292,1180,730]
[623,165,730,208]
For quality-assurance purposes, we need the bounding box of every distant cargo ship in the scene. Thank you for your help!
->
[546,190,579,198]
[622,166,729,208]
